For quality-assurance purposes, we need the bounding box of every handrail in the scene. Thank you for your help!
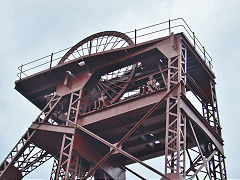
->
[17,18,213,80]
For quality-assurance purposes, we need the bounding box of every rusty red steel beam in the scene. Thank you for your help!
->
[65,69,167,113]
[30,123,75,134]
[68,83,179,179]
[83,83,180,179]
[117,83,179,147]
[0,95,62,178]
[189,120,205,159]
[188,119,211,178]
[180,96,224,155]
[185,73,211,104]
[68,120,169,180]
[21,150,51,177]
[79,88,168,127]
[189,149,217,180]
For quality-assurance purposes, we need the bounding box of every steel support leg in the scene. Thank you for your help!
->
[164,42,187,179]
[0,95,62,179]
[21,150,52,177]
[55,90,82,179]
[202,80,227,179]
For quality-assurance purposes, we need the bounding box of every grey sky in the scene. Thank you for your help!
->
[0,0,239,179]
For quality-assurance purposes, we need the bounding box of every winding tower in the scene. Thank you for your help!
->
[0,18,227,179]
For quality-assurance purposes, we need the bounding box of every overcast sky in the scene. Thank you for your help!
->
[0,0,239,179]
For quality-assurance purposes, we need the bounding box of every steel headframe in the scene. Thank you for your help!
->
[1,23,227,180]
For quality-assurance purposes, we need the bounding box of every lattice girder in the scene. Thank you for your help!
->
[0,95,62,179]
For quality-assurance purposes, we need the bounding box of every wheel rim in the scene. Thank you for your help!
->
[58,31,134,65]
[59,31,136,112]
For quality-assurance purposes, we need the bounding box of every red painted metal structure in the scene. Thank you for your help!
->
[0,18,227,179]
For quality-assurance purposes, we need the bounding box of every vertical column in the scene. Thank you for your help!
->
[164,41,187,179]
[202,81,221,134]
[210,81,221,135]
[202,79,227,179]
[50,158,60,180]
[209,81,227,179]
[208,144,227,180]
[54,90,82,180]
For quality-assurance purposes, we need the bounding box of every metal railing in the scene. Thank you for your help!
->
[17,18,213,80]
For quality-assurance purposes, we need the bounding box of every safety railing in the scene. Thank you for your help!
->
[17,18,213,80]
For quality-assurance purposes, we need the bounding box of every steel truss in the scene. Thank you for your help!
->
[164,42,187,178]
[0,31,227,180]
[54,90,82,179]
[186,119,213,179]
[48,86,176,179]
[163,41,227,180]
[202,81,221,134]
[0,95,62,178]
[62,85,180,180]
[201,67,227,180]
[206,82,227,180]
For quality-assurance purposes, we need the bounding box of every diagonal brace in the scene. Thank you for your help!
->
[68,83,180,179]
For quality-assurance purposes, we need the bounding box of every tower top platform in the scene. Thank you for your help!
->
[15,18,214,110]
